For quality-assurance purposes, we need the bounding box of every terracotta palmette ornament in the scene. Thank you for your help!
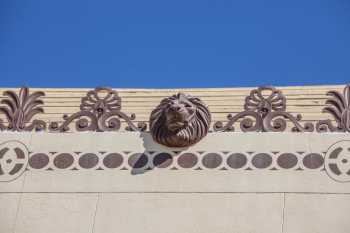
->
[0,87,46,131]
[317,84,350,132]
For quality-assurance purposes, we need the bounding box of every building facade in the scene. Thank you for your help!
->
[1,85,350,233]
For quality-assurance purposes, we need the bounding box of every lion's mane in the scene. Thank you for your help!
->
[149,93,211,147]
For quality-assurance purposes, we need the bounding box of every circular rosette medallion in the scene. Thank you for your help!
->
[0,141,29,182]
[325,141,350,182]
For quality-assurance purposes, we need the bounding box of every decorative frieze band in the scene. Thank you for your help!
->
[0,85,349,146]
[1,139,350,183]
[26,150,325,171]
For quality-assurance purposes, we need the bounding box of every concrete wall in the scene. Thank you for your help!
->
[1,132,350,233]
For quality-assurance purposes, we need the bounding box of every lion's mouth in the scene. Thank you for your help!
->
[167,120,188,131]
[165,109,194,131]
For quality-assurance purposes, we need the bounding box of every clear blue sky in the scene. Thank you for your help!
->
[1,0,349,88]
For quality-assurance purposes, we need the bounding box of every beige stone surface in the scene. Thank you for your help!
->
[21,170,350,193]
[0,193,21,233]
[29,132,96,152]
[284,194,350,233]
[15,193,98,233]
[0,174,26,193]
[94,193,284,233]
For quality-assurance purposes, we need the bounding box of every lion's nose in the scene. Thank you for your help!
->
[170,105,181,111]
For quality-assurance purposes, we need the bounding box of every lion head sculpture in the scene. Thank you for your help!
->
[149,93,211,147]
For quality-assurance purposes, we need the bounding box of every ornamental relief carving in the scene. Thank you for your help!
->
[0,87,46,131]
[49,87,147,132]
[149,93,211,147]
[0,85,350,147]
[1,139,350,183]
[0,140,29,182]
[316,85,350,132]
[1,86,350,184]
[213,86,314,132]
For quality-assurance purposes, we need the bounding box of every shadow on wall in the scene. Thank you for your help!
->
[129,132,189,175]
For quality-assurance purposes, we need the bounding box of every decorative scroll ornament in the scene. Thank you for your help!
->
[0,87,46,131]
[49,87,146,132]
[214,86,314,132]
[149,93,211,147]
[316,85,350,132]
